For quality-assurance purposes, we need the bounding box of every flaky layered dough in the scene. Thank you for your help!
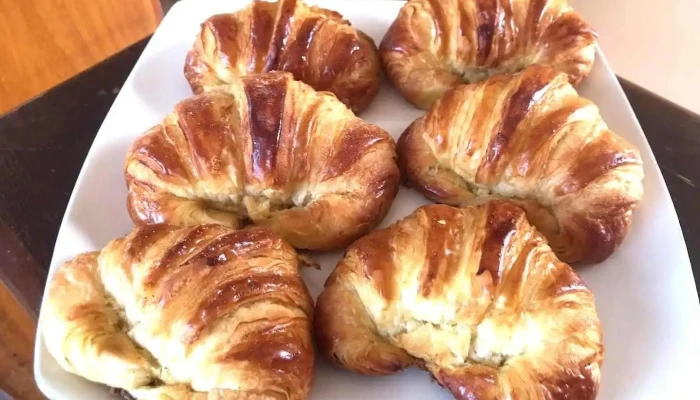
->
[126,72,399,251]
[380,0,597,109]
[398,66,643,264]
[185,0,381,113]
[315,201,603,400]
[42,225,314,400]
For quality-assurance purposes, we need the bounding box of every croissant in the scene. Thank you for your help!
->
[380,0,597,109]
[315,200,603,399]
[185,0,381,113]
[41,224,314,400]
[125,71,400,251]
[398,65,643,264]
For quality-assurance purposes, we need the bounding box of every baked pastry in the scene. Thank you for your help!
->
[398,65,643,264]
[42,224,314,400]
[185,0,381,113]
[380,0,597,109]
[125,71,399,251]
[315,200,603,399]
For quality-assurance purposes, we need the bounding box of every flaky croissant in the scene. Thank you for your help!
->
[398,65,643,264]
[185,0,381,113]
[315,200,603,400]
[42,224,314,400]
[126,71,399,251]
[380,0,597,109]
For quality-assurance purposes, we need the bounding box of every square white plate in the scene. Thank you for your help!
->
[35,0,700,399]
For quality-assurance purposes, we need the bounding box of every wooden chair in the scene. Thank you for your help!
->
[0,0,163,114]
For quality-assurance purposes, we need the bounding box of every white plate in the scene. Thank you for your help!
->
[35,0,700,399]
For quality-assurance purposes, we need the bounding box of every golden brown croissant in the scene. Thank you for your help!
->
[42,224,314,400]
[125,71,399,251]
[380,0,597,109]
[315,200,603,399]
[185,0,381,113]
[398,65,643,264]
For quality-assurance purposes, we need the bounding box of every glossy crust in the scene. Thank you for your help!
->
[125,72,400,251]
[398,66,643,264]
[380,0,597,109]
[42,224,314,400]
[315,200,603,399]
[185,0,381,113]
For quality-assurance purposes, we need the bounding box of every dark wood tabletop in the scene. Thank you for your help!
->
[1,36,699,316]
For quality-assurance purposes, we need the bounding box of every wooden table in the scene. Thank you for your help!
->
[0,35,699,397]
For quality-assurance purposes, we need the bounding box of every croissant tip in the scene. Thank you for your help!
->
[298,253,320,269]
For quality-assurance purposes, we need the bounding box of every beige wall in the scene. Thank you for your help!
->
[572,0,700,113]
